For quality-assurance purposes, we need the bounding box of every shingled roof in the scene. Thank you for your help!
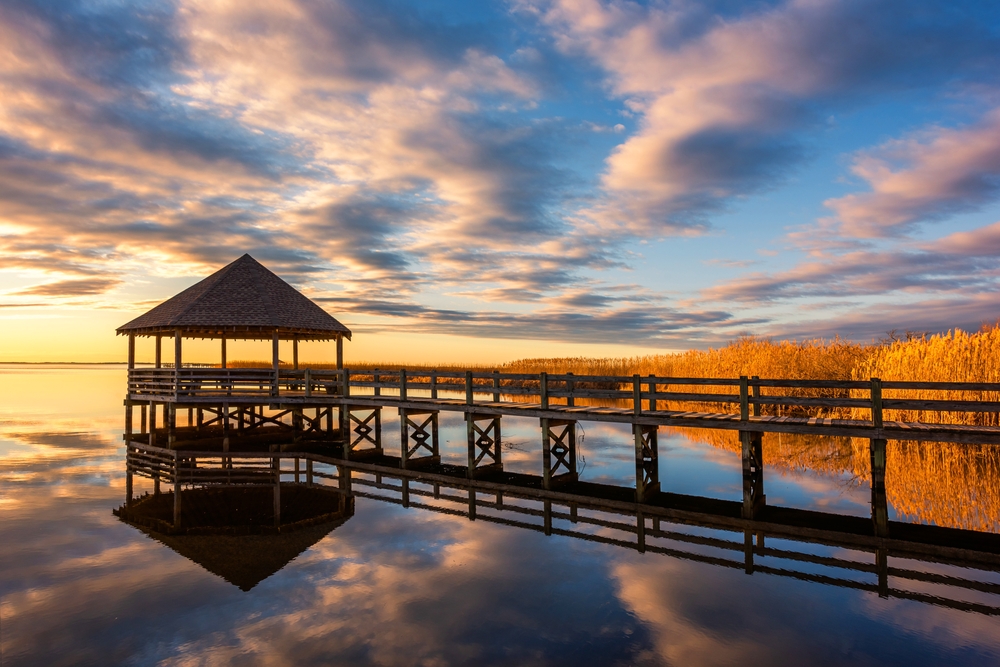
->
[116,254,351,340]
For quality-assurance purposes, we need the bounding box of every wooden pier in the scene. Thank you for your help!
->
[115,253,1000,568]
[123,366,1000,535]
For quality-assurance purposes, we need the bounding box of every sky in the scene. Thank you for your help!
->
[2,0,1000,363]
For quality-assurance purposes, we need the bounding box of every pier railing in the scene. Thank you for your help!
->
[127,367,1000,429]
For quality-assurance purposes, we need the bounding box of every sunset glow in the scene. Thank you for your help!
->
[3,0,1000,362]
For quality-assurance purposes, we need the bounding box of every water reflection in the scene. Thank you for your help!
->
[116,486,355,591]
[4,364,1000,666]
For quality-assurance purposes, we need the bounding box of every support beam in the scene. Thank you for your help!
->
[400,409,440,469]
[273,455,281,527]
[127,334,135,370]
[741,430,765,519]
[342,405,382,459]
[871,438,888,538]
[541,418,577,490]
[293,336,299,370]
[149,402,157,447]
[173,450,182,529]
[155,335,162,368]
[634,424,660,503]
[467,413,502,478]
[336,335,344,370]
[221,336,227,369]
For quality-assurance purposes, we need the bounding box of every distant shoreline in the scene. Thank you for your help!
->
[0,361,128,364]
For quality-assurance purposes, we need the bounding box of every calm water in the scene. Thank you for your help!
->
[2,364,999,666]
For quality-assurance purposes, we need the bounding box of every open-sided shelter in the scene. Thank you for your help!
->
[116,254,351,370]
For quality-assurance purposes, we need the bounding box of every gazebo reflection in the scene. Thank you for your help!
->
[115,485,354,591]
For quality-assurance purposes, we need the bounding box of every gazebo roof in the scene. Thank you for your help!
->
[117,254,351,340]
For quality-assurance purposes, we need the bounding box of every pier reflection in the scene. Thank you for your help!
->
[117,442,1000,612]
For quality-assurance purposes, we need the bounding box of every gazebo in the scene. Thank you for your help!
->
[117,253,352,371]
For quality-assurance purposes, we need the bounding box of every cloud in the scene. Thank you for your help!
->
[529,0,1000,232]
[702,221,1000,338]
[317,293,750,345]
[13,278,123,297]
[826,109,1000,237]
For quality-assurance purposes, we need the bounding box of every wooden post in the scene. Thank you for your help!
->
[430,371,438,400]
[648,375,656,412]
[466,371,474,406]
[173,450,181,529]
[400,369,407,401]
[493,371,501,403]
[125,447,133,506]
[127,334,135,370]
[306,458,314,487]
[140,403,147,433]
[336,335,343,370]
[744,530,754,574]
[124,399,133,443]
[633,374,641,416]
[751,375,761,417]
[870,377,883,429]
[273,455,281,527]
[871,438,888,537]
[167,404,176,449]
[304,369,312,398]
[272,333,280,397]
[149,401,156,447]
[174,330,182,399]
[342,367,350,397]
[739,375,749,421]
[540,372,548,410]
[155,335,162,369]
[293,336,299,370]
[221,336,227,369]
[374,371,381,397]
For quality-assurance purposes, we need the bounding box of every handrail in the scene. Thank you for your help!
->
[126,367,1000,427]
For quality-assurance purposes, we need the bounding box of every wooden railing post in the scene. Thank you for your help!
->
[400,369,408,401]
[739,376,749,420]
[271,333,280,397]
[633,374,641,416]
[304,369,312,398]
[466,371,474,406]
[751,376,761,417]
[374,371,381,397]
[493,371,501,403]
[540,372,548,410]
[174,329,182,399]
[566,372,574,407]
[431,371,438,400]
[648,375,656,412]
[342,368,350,398]
[870,377,883,429]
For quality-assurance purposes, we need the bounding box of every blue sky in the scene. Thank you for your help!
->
[2,0,1000,361]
